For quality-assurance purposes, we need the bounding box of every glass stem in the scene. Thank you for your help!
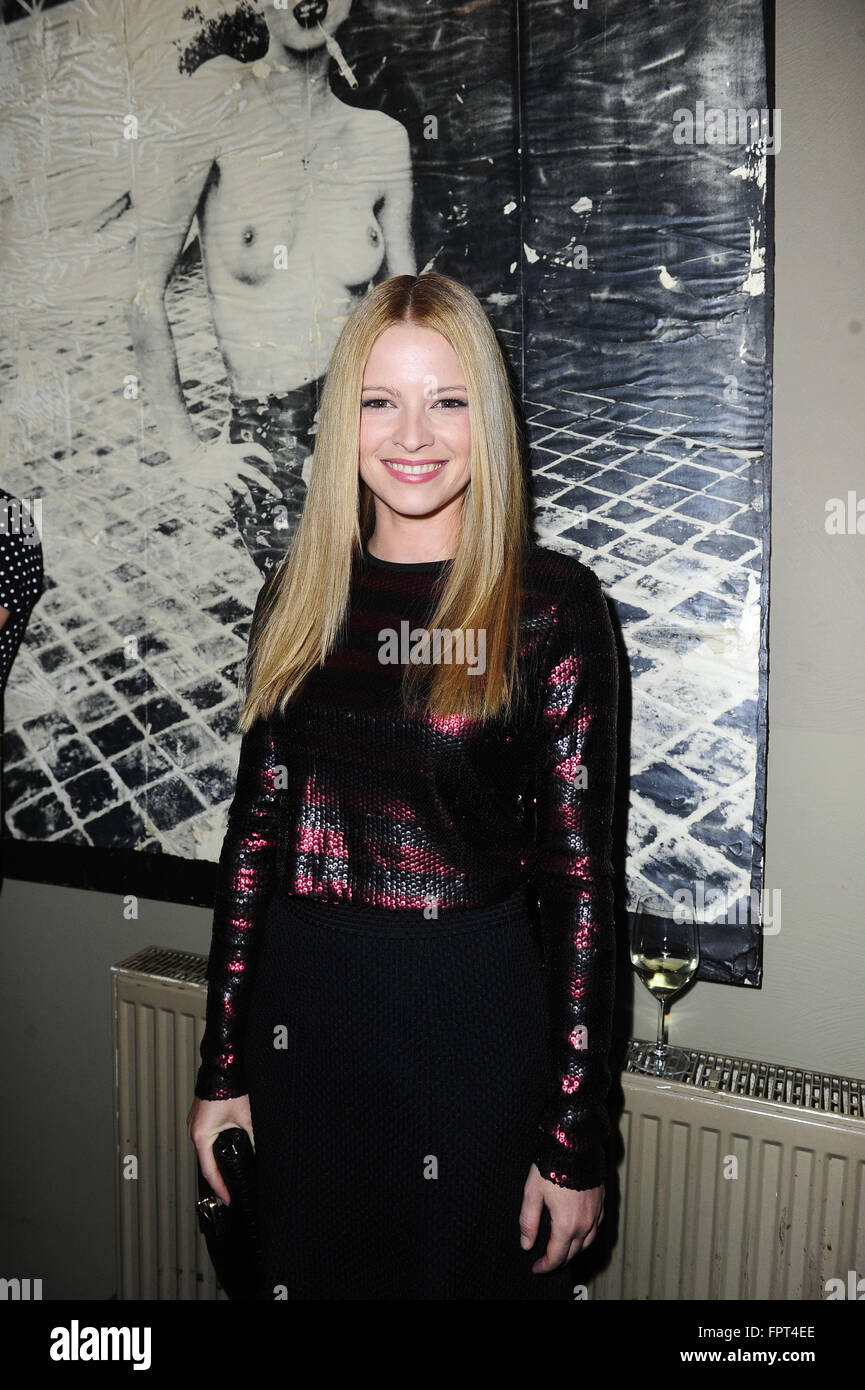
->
[656,996,666,1051]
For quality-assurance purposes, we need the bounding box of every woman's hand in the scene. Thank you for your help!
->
[173,439,281,512]
[519,1165,604,1272]
[187,1094,255,1206]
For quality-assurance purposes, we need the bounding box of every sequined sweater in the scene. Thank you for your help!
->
[195,542,619,1192]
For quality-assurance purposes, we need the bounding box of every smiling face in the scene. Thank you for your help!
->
[358,322,472,548]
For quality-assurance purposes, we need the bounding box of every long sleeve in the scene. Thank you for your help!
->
[0,490,44,696]
[529,566,619,1190]
[194,714,282,1099]
[194,578,282,1101]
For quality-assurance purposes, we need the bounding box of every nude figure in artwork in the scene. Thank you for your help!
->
[116,0,416,575]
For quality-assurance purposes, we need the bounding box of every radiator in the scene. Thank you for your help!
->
[590,1047,865,1300]
[112,946,865,1301]
[112,946,225,1301]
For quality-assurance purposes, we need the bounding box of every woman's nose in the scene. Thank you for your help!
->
[392,401,436,451]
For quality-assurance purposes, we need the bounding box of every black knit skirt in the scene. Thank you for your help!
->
[244,886,577,1300]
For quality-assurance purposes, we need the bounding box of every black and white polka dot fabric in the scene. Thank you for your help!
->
[0,487,44,698]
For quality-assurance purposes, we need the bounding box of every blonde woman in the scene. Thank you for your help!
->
[187,272,620,1300]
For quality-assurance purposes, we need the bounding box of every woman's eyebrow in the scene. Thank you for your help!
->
[360,384,467,394]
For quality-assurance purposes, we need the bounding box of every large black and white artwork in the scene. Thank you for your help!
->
[0,0,772,984]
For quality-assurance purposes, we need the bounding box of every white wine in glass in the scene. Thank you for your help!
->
[629,892,699,1076]
[632,953,699,1001]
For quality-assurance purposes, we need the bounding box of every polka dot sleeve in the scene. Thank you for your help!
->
[0,488,44,694]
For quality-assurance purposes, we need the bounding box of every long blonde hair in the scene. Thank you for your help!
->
[238,272,531,732]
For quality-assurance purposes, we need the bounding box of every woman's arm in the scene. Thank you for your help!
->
[377,120,416,277]
[0,494,43,666]
[194,715,283,1100]
[529,565,619,1192]
[194,582,282,1100]
[122,76,218,461]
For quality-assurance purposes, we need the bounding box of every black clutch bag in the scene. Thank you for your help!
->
[195,1127,264,1300]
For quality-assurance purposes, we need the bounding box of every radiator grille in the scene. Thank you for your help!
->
[113,946,208,987]
[626,1042,865,1118]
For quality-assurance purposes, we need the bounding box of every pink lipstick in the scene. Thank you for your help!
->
[382,459,448,483]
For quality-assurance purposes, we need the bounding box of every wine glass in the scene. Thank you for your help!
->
[628,891,699,1077]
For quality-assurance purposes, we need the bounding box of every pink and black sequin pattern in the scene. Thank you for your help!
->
[195,544,619,1191]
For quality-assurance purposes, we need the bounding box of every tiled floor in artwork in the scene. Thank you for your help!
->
[526,390,763,915]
